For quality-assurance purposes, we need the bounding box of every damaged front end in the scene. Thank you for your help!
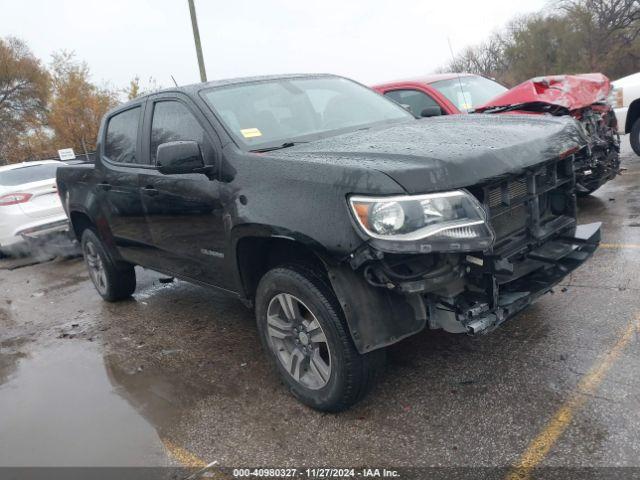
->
[332,155,600,354]
[475,74,621,195]
[573,108,620,195]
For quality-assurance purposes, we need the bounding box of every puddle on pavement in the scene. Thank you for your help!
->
[0,305,15,328]
[0,337,28,385]
[0,339,172,467]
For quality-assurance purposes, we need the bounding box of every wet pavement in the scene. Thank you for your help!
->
[0,139,639,475]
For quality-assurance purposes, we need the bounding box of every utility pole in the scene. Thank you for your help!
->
[188,0,207,83]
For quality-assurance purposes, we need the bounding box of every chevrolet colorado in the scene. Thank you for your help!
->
[57,74,601,411]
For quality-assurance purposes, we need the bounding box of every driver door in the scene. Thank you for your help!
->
[138,95,227,286]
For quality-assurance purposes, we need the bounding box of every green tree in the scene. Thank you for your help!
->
[560,0,640,77]
[47,51,118,156]
[126,76,141,101]
[124,75,161,100]
[503,14,582,82]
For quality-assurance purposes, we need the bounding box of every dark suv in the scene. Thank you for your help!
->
[57,74,601,411]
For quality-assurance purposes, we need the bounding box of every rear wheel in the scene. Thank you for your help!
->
[81,229,136,301]
[631,117,640,156]
[255,265,384,412]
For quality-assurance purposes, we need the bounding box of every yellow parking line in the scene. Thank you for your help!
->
[600,243,640,249]
[162,438,208,468]
[505,314,640,480]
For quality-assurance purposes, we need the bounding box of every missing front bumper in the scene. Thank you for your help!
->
[329,223,600,354]
[429,222,601,335]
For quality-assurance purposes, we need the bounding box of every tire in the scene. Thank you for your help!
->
[631,117,640,156]
[255,265,384,412]
[80,228,136,302]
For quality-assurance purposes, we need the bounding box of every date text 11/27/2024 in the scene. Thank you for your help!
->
[232,468,401,478]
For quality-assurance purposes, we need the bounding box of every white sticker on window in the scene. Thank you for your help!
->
[240,128,262,138]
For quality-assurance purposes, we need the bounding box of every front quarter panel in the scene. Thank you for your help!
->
[221,146,426,353]
[223,145,407,260]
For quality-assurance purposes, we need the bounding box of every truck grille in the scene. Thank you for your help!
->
[490,204,528,239]
[479,157,576,250]
[487,179,528,209]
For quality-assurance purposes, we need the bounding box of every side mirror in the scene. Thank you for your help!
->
[400,103,414,114]
[156,141,206,175]
[420,106,443,118]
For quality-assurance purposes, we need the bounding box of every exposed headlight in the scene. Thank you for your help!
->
[349,190,494,253]
[370,201,405,234]
[609,87,623,108]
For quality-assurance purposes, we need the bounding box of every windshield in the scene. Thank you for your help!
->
[430,76,508,112]
[201,76,412,150]
[0,163,61,187]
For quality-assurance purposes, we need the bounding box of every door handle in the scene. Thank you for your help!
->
[97,183,111,191]
[143,186,159,197]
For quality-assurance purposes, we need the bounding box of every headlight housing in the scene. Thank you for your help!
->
[349,190,494,253]
[608,87,623,108]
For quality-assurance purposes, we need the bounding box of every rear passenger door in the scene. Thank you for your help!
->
[98,103,154,265]
[138,94,227,286]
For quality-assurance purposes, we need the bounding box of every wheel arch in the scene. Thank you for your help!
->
[68,208,125,264]
[68,210,95,240]
[232,226,335,303]
[232,225,427,354]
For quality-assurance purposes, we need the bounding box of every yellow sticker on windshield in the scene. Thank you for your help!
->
[240,128,262,138]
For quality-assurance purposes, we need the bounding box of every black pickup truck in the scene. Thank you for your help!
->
[57,74,601,411]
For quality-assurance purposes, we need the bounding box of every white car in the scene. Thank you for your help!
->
[0,160,69,256]
[611,72,640,155]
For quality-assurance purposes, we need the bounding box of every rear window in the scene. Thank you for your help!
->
[0,163,61,187]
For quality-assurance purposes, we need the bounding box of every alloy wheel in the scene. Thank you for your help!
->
[84,240,108,295]
[266,293,332,390]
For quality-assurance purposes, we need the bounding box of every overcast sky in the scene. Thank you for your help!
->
[2,0,550,91]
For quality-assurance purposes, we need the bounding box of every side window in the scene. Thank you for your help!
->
[150,101,208,164]
[384,89,440,116]
[105,107,141,164]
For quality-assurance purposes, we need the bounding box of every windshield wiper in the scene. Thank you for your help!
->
[478,103,528,114]
[480,102,568,115]
[251,141,309,153]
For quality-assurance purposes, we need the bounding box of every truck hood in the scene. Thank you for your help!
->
[475,73,612,113]
[268,114,586,194]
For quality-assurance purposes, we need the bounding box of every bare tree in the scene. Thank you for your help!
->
[440,0,640,85]
[559,0,640,75]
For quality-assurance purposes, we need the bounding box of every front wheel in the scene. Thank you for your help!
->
[81,229,136,302]
[255,265,384,412]
[631,117,640,156]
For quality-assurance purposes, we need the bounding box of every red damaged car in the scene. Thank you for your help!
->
[373,73,620,195]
